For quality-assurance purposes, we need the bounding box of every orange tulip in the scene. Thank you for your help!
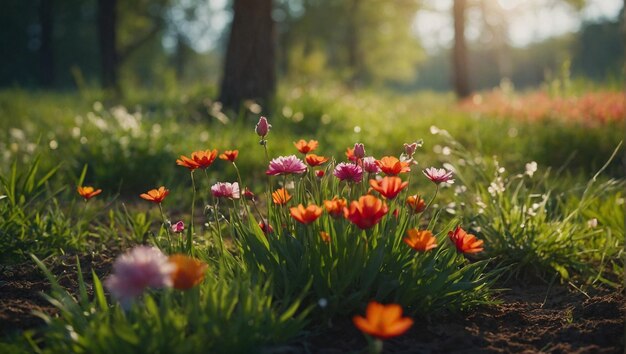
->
[219,150,239,162]
[353,301,413,340]
[290,204,323,224]
[448,226,484,254]
[294,139,319,154]
[272,188,292,205]
[406,194,426,213]
[324,197,347,218]
[168,254,208,290]
[305,154,329,167]
[140,186,169,203]
[343,195,388,230]
[176,149,218,170]
[403,229,437,252]
[77,186,102,200]
[319,231,331,243]
[376,156,410,176]
[369,176,409,200]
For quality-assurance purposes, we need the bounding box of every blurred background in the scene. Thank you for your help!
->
[1,0,623,100]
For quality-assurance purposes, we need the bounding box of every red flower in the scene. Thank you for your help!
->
[290,204,323,224]
[448,226,484,254]
[344,195,389,229]
[406,194,426,213]
[140,186,169,203]
[219,150,239,162]
[177,150,218,170]
[294,139,319,154]
[305,154,329,167]
[315,170,325,178]
[369,176,409,200]
[272,188,292,205]
[376,156,410,176]
[345,147,358,162]
[324,197,347,218]
[353,301,413,340]
[243,187,255,200]
[403,229,437,252]
[259,221,274,235]
[77,186,102,200]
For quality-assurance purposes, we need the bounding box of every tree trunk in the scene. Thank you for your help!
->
[39,0,54,87]
[453,0,470,99]
[219,0,275,111]
[97,0,119,91]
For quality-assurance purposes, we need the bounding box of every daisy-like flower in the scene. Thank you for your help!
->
[219,150,239,162]
[305,154,329,167]
[344,195,389,230]
[271,188,292,205]
[353,301,414,340]
[77,186,102,200]
[406,194,426,213]
[168,254,208,290]
[362,157,381,174]
[290,204,323,224]
[171,221,185,234]
[333,162,363,182]
[376,156,411,176]
[140,186,169,203]
[294,139,319,154]
[403,229,437,252]
[104,246,174,306]
[369,176,409,200]
[176,150,218,170]
[255,116,271,137]
[423,167,454,185]
[211,182,240,199]
[266,155,307,176]
[324,196,347,218]
[448,226,484,254]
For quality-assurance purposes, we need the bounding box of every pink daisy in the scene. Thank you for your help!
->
[266,155,307,176]
[423,167,454,185]
[211,182,241,199]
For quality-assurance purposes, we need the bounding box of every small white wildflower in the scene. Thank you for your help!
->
[430,125,440,135]
[454,185,467,195]
[587,218,598,228]
[488,177,505,196]
[442,146,452,156]
[525,161,538,177]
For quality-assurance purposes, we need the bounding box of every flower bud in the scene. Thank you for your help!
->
[255,116,271,137]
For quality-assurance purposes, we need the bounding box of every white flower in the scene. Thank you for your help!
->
[587,218,598,228]
[488,177,505,196]
[525,161,538,177]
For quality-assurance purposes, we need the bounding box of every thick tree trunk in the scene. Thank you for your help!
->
[219,0,275,111]
[39,0,54,87]
[453,0,471,99]
[97,0,119,91]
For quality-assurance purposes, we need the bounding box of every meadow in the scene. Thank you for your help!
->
[0,84,624,353]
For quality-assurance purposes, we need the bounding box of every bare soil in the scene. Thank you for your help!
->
[1,255,624,353]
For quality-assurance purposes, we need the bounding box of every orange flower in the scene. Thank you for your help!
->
[140,186,169,203]
[294,139,319,154]
[403,229,437,252]
[290,204,323,224]
[376,156,410,176]
[343,195,388,229]
[324,197,347,218]
[369,176,409,200]
[345,147,358,162]
[168,254,208,290]
[176,149,218,170]
[353,301,414,340]
[319,231,331,243]
[305,154,329,167]
[448,226,484,254]
[271,188,292,205]
[406,194,426,213]
[219,150,239,162]
[77,186,102,200]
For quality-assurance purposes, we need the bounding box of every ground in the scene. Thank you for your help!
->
[2,254,623,353]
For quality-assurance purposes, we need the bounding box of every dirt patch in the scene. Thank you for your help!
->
[1,257,624,353]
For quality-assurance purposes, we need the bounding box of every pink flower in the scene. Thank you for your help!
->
[353,143,366,159]
[362,157,381,174]
[333,162,363,182]
[171,221,185,233]
[404,142,419,157]
[423,167,454,185]
[255,116,271,137]
[211,182,241,199]
[104,246,174,306]
[266,155,307,176]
